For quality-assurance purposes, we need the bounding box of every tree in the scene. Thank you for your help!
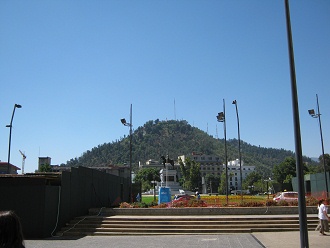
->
[179,157,201,191]
[134,168,160,192]
[39,164,52,172]
[319,153,330,171]
[272,157,309,191]
[218,171,226,194]
[253,180,266,194]
[242,171,262,189]
[204,173,220,193]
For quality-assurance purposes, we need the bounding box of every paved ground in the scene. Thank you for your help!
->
[25,231,330,248]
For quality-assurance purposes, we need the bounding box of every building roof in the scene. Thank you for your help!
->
[0,162,20,170]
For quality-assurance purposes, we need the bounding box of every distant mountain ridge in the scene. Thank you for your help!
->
[65,119,317,176]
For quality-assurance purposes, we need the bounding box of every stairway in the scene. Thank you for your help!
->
[57,214,319,236]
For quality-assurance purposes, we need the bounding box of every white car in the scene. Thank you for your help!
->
[273,191,299,202]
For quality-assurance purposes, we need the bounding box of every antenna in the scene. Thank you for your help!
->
[19,150,26,174]
[174,98,176,120]
[216,124,218,139]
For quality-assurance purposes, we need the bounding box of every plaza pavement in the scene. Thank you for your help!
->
[25,231,330,248]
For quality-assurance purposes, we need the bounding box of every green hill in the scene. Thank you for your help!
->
[64,119,316,176]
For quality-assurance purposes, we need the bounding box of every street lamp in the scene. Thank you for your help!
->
[216,99,228,205]
[232,100,243,201]
[6,104,22,174]
[308,94,329,195]
[121,104,133,202]
[264,177,272,199]
[285,0,309,246]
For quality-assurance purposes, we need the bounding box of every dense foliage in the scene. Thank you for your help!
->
[63,119,318,177]
[179,157,201,191]
[134,168,160,192]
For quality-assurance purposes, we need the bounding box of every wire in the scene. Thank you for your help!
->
[51,186,61,237]
[50,185,106,238]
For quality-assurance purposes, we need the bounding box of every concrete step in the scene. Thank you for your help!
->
[70,217,317,224]
[57,214,319,236]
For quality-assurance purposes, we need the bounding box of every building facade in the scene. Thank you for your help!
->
[226,159,255,190]
[0,162,20,174]
[139,154,256,193]
[178,152,223,177]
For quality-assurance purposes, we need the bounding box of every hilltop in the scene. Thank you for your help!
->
[65,119,317,176]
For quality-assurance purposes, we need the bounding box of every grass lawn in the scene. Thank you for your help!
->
[142,195,158,204]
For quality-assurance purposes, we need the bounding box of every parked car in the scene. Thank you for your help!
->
[273,191,299,202]
[172,194,195,202]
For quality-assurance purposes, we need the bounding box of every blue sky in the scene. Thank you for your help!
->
[1,0,329,173]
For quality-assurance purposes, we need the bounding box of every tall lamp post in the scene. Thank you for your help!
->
[232,100,243,201]
[264,177,272,200]
[6,104,22,174]
[308,94,329,195]
[285,0,309,247]
[216,99,228,205]
[121,104,133,203]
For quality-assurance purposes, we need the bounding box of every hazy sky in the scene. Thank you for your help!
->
[1,0,329,173]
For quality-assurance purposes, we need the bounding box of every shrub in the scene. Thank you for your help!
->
[288,200,299,206]
[131,202,149,208]
[265,200,277,206]
[151,203,168,208]
[169,199,207,208]
[306,196,318,206]
[119,202,133,208]
[188,199,207,207]
[238,201,264,207]
[277,200,289,206]
[171,201,186,208]
[222,202,238,207]
[147,201,159,208]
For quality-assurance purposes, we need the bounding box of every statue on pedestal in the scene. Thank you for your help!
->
[160,155,175,169]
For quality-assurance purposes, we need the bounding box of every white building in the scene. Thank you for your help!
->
[226,159,255,190]
[138,155,255,193]
[178,152,222,177]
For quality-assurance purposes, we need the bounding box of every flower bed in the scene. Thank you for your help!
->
[119,195,321,208]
